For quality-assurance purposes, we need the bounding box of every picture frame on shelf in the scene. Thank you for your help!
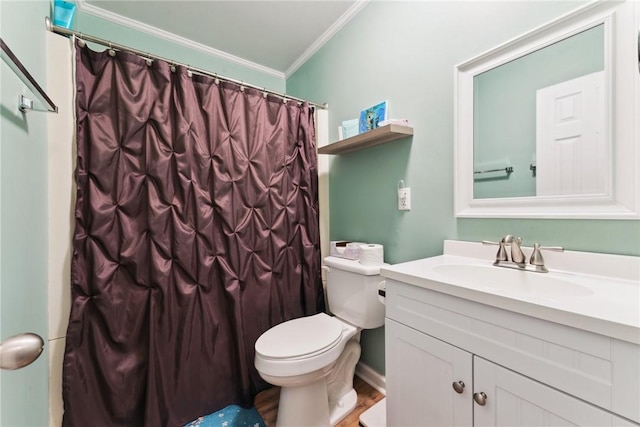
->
[359,101,388,134]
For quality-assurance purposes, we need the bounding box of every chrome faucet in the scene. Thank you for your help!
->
[482,236,563,273]
[502,235,525,266]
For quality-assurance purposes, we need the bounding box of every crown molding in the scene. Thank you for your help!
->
[74,0,285,79]
[285,0,370,78]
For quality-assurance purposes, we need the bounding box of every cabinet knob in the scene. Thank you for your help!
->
[473,392,487,406]
[452,381,465,394]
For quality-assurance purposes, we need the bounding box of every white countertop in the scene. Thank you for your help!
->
[380,241,640,344]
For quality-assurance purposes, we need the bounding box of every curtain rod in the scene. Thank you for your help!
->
[44,17,328,110]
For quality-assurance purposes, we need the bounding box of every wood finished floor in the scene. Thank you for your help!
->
[254,376,384,427]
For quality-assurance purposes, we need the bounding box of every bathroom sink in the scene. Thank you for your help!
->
[431,264,594,297]
[380,240,640,344]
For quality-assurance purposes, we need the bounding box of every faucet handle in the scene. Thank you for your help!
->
[482,240,508,262]
[530,243,564,267]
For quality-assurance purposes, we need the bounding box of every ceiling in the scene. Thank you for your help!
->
[80,0,363,76]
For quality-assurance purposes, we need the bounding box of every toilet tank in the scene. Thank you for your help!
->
[324,256,386,329]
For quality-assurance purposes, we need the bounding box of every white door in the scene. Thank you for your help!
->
[386,319,473,427]
[536,71,607,196]
[473,356,633,427]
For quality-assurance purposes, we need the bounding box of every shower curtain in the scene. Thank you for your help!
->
[63,41,324,427]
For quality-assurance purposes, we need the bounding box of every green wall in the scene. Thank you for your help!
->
[1,1,50,425]
[71,5,285,93]
[286,1,640,375]
[474,24,604,199]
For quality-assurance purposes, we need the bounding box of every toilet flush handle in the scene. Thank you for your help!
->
[377,280,386,298]
[377,280,386,305]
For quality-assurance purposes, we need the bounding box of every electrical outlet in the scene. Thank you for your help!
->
[398,188,411,211]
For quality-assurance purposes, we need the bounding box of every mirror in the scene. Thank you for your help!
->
[455,1,639,219]
[473,25,604,199]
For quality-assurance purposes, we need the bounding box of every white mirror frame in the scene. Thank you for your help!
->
[454,0,639,219]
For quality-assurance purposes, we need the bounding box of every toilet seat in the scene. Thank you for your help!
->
[255,313,343,360]
[254,313,357,378]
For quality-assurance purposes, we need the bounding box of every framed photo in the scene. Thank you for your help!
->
[359,101,388,133]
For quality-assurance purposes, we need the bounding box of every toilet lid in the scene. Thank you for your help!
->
[255,313,343,359]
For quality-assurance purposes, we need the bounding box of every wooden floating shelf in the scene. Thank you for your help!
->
[318,124,413,155]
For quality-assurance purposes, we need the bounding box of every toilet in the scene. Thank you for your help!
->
[254,256,386,427]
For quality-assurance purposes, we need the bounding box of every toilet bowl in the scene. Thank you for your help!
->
[254,256,386,427]
[255,313,360,426]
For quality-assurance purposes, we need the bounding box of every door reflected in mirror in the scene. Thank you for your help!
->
[473,25,605,199]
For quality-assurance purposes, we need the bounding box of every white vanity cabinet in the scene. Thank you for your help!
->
[385,279,640,427]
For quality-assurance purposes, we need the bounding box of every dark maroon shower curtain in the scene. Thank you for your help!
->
[63,42,324,427]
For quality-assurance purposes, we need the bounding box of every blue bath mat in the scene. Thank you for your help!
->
[184,404,266,427]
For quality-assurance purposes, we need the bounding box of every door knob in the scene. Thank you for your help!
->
[0,333,45,370]
[452,380,465,394]
[473,391,488,406]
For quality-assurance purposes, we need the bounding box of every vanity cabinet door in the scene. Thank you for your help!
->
[473,357,635,427]
[386,319,472,426]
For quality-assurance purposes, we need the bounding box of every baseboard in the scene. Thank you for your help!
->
[355,362,386,395]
